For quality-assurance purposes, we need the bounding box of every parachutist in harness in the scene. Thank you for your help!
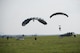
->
[59,25,61,31]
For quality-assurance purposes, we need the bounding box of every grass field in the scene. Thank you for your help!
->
[0,35,80,53]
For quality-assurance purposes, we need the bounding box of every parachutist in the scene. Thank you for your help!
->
[59,25,61,31]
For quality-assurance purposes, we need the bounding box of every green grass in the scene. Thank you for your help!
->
[0,35,80,53]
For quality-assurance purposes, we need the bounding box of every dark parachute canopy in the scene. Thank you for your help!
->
[50,12,69,18]
[38,18,47,25]
[22,18,32,26]
[22,17,47,26]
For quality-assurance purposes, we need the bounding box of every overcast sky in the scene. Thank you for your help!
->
[0,0,80,35]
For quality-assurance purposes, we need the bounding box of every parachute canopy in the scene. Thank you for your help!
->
[22,18,32,26]
[38,18,47,25]
[22,17,47,26]
[50,12,69,18]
